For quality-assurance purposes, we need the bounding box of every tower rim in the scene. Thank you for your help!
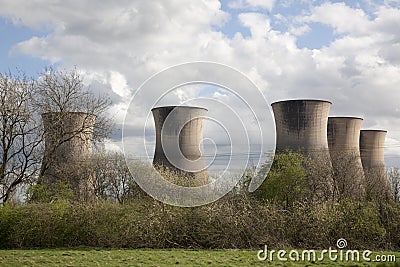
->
[151,105,208,112]
[271,99,332,106]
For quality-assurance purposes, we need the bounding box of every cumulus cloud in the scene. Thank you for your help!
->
[228,0,276,11]
[0,0,400,166]
[300,2,373,35]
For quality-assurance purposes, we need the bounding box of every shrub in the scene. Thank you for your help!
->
[256,150,309,208]
[0,195,399,250]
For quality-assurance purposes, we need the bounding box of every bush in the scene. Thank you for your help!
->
[27,180,75,203]
[0,195,399,250]
[256,150,309,208]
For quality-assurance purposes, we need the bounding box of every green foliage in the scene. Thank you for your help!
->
[27,180,75,203]
[0,203,23,248]
[285,200,390,250]
[1,154,400,250]
[256,150,308,207]
[0,196,400,250]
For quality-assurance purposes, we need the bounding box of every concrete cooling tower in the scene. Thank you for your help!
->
[360,130,387,171]
[41,112,96,199]
[152,106,209,186]
[271,99,334,199]
[360,130,392,200]
[327,117,365,199]
[271,99,332,154]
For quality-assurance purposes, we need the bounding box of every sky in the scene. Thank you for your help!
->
[0,0,400,170]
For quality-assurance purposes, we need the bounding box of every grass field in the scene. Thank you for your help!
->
[0,249,399,267]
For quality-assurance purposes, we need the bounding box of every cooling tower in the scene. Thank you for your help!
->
[360,130,387,170]
[360,130,392,200]
[41,112,96,199]
[152,106,209,186]
[327,117,365,199]
[271,99,333,200]
[271,99,332,153]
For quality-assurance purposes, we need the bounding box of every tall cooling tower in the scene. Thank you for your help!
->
[271,99,332,153]
[152,106,209,186]
[327,117,365,199]
[41,112,96,199]
[360,130,387,171]
[360,130,392,200]
[271,99,333,199]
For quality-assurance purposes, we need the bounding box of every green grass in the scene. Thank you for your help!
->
[0,249,399,267]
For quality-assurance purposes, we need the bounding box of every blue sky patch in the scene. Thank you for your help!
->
[0,18,50,76]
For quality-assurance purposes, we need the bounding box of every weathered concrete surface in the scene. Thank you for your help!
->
[360,130,392,200]
[360,130,387,170]
[272,99,332,154]
[152,106,209,186]
[328,117,365,200]
[41,112,96,200]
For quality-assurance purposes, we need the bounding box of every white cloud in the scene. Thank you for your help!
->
[109,71,131,99]
[238,12,271,38]
[1,0,400,166]
[300,2,373,35]
[228,0,276,11]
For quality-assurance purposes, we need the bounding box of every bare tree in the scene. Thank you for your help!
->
[34,67,112,143]
[364,167,393,202]
[32,67,113,201]
[0,71,42,203]
[330,151,365,201]
[304,150,335,201]
[92,151,146,203]
[388,167,400,202]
